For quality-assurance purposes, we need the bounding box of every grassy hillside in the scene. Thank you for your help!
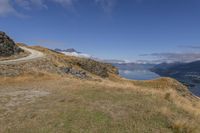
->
[0,44,117,78]
[0,45,200,133]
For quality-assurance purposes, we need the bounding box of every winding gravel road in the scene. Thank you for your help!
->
[0,46,45,65]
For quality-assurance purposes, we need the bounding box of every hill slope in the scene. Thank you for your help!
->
[0,45,118,78]
[151,61,200,96]
[0,45,200,133]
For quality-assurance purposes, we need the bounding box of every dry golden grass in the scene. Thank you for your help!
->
[0,45,200,133]
[170,119,197,133]
[0,75,199,133]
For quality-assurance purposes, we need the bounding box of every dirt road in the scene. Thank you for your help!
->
[0,46,45,65]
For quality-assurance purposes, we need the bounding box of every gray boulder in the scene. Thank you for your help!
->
[60,67,88,79]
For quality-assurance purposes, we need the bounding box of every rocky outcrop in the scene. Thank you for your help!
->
[0,31,23,56]
[74,59,118,78]
[60,67,88,79]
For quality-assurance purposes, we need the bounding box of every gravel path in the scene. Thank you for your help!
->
[0,46,45,65]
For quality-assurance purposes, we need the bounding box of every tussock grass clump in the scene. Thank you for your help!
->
[164,92,171,101]
[170,119,197,133]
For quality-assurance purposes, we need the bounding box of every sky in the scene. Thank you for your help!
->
[1,0,200,63]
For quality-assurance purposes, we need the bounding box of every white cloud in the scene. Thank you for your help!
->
[32,0,47,8]
[61,51,92,58]
[15,0,31,10]
[0,0,75,17]
[0,0,16,16]
[52,0,74,7]
[141,52,200,63]
[14,0,75,10]
[15,0,47,10]
[0,0,117,17]
[95,0,116,13]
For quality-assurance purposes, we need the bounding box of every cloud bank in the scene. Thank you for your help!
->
[140,52,200,63]
[15,0,48,10]
[139,45,200,64]
[0,0,116,17]
[0,0,16,17]
[179,45,200,49]
[95,0,116,13]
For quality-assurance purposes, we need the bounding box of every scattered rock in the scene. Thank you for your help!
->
[60,67,88,79]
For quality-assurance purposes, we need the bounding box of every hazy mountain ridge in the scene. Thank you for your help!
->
[113,63,155,71]
[151,61,200,78]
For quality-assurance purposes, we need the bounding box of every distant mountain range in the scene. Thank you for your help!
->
[151,61,200,78]
[54,48,132,64]
[54,48,159,71]
[54,48,200,95]
[112,63,155,71]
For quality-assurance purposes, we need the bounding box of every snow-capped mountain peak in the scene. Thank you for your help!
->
[55,48,92,58]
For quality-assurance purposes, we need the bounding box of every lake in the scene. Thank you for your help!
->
[189,84,200,97]
[119,69,160,80]
[119,69,200,97]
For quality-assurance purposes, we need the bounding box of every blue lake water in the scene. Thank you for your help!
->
[119,69,160,80]
[119,70,200,97]
[189,84,200,97]
[119,69,200,97]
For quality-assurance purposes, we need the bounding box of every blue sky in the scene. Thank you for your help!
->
[1,0,200,62]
